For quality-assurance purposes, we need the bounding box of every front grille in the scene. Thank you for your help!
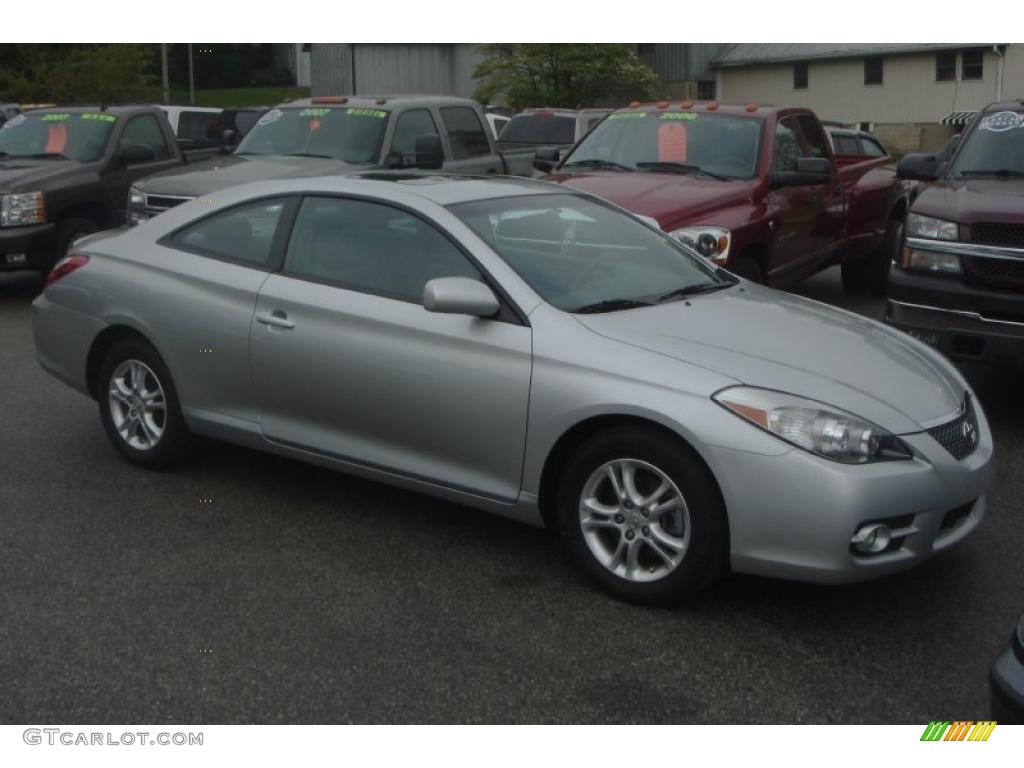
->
[964,255,1024,289]
[145,194,193,212]
[970,222,1024,248]
[926,395,979,460]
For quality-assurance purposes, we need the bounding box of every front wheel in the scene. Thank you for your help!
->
[556,426,728,605]
[98,339,194,468]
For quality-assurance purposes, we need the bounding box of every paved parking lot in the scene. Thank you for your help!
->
[1,267,1021,724]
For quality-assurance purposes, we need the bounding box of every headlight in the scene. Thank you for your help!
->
[714,386,913,464]
[0,191,46,226]
[669,226,730,263]
[907,213,958,241]
[129,186,145,206]
[902,248,962,274]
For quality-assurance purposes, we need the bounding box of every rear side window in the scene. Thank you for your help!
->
[283,196,480,302]
[500,115,575,145]
[832,134,861,155]
[169,199,286,267]
[440,107,490,159]
[177,111,220,142]
[119,114,170,160]
[858,137,887,157]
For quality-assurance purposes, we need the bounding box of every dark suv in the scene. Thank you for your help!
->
[887,100,1024,363]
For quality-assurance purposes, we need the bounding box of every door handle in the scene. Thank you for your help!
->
[256,311,295,330]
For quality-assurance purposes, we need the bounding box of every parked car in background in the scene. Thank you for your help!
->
[0,105,200,275]
[887,100,1024,365]
[543,101,908,294]
[500,108,611,166]
[0,103,21,128]
[160,105,222,148]
[824,124,890,165]
[990,610,1024,723]
[482,108,511,141]
[127,96,538,223]
[33,173,991,604]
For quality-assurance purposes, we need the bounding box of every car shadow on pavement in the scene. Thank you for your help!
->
[0,271,43,299]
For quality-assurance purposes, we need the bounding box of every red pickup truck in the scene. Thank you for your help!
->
[542,102,908,294]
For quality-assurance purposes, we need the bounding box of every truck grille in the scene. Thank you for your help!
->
[970,222,1024,248]
[964,254,1024,289]
[145,194,193,212]
[926,396,979,461]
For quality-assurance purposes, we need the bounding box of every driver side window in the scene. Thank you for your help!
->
[119,114,170,161]
[389,109,441,166]
[772,117,802,173]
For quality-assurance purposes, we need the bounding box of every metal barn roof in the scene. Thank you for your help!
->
[713,44,997,68]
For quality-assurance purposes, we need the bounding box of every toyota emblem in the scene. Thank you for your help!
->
[962,419,977,445]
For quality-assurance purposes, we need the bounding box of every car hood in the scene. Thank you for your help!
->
[912,177,1024,225]
[0,158,77,191]
[136,154,368,196]
[544,169,758,229]
[575,283,964,434]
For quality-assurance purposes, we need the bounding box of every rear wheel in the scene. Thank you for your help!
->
[97,339,193,468]
[556,426,728,605]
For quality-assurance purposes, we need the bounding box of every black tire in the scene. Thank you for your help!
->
[841,219,904,297]
[728,253,765,284]
[555,426,728,605]
[50,216,99,272]
[97,338,194,469]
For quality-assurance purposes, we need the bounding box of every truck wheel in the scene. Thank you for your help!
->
[556,425,728,605]
[52,217,99,271]
[729,254,765,284]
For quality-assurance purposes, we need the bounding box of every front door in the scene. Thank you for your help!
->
[250,195,532,502]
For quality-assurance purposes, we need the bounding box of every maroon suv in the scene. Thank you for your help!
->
[543,101,907,294]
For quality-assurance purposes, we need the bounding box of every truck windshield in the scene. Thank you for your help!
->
[948,110,1024,178]
[500,114,576,145]
[450,193,730,313]
[562,111,762,180]
[234,107,389,163]
[0,112,115,162]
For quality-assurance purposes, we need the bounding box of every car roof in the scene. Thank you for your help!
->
[610,101,787,118]
[281,95,480,109]
[21,105,164,116]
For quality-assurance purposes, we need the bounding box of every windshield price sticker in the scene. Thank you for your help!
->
[257,108,283,126]
[81,113,116,122]
[299,108,332,118]
[345,108,387,119]
[979,110,1024,132]
[608,112,649,120]
[41,113,71,122]
[659,112,699,121]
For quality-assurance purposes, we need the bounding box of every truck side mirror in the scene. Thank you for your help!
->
[897,153,939,182]
[414,134,444,170]
[771,157,831,187]
[533,147,561,173]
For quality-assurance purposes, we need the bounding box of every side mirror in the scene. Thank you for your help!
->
[423,277,499,318]
[414,134,444,170]
[897,152,940,182]
[771,157,832,187]
[533,147,560,173]
[118,144,156,165]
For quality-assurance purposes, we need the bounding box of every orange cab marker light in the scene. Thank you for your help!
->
[657,100,670,109]
[680,100,694,109]
[706,101,719,111]
[628,100,642,108]
[311,96,348,104]
[746,103,758,112]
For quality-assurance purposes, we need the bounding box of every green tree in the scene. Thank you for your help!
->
[473,44,659,110]
[0,44,159,103]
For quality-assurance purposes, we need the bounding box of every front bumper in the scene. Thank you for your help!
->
[885,261,1024,363]
[990,646,1024,724]
[0,222,56,271]
[706,410,993,583]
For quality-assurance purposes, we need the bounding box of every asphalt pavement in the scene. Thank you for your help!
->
[1,267,1021,723]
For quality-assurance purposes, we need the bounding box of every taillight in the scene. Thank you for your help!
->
[45,254,89,288]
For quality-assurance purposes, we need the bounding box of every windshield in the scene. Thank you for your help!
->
[500,115,576,145]
[0,112,115,161]
[949,110,1024,177]
[450,193,730,312]
[233,106,389,163]
[562,110,762,180]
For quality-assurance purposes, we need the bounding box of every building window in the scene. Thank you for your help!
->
[936,51,957,82]
[793,62,808,90]
[697,80,716,100]
[962,48,984,80]
[864,56,883,86]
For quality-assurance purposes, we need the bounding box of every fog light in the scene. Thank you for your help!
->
[851,523,892,554]
[5,253,27,265]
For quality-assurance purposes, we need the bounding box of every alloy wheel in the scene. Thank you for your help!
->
[107,359,167,451]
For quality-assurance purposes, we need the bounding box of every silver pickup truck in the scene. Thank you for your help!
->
[128,96,538,222]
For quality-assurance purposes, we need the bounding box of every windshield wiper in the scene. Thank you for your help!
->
[570,297,653,314]
[561,158,634,172]
[287,152,335,159]
[636,161,727,180]
[959,169,1024,179]
[26,152,69,160]
[655,282,732,303]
